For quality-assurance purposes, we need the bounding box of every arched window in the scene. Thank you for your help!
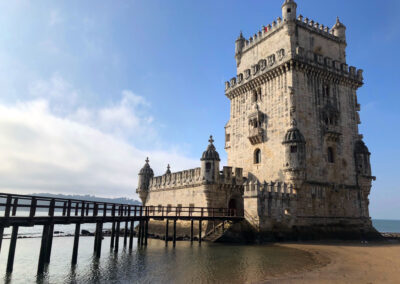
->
[327,147,334,163]
[254,149,261,164]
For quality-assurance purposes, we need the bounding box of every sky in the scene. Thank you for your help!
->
[0,0,399,219]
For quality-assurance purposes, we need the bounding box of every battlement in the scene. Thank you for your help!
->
[296,15,343,43]
[149,167,202,191]
[240,17,285,54]
[148,166,244,191]
[244,180,297,197]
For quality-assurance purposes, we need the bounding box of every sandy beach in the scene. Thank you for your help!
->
[266,241,400,284]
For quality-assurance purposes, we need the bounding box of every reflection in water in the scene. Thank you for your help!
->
[0,236,316,284]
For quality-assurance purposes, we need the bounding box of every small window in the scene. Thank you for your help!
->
[290,145,298,153]
[225,133,230,142]
[206,162,211,171]
[287,8,291,13]
[254,149,261,164]
[327,147,334,163]
[252,90,258,103]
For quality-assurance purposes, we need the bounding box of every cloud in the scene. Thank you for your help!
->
[0,99,198,198]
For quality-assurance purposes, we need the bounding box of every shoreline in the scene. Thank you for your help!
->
[265,240,400,283]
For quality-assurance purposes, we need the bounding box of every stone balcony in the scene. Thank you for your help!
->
[248,127,263,145]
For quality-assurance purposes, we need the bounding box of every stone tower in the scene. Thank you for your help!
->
[224,0,375,236]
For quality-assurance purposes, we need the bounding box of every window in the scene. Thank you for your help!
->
[252,90,258,103]
[206,162,211,171]
[225,133,230,142]
[254,149,261,164]
[287,8,291,13]
[290,145,298,153]
[327,147,334,163]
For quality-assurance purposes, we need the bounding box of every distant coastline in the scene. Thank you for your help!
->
[30,192,141,205]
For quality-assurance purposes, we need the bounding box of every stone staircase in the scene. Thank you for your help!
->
[203,221,234,242]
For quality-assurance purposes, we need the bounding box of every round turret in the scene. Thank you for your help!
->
[200,135,220,182]
[354,140,371,176]
[282,120,306,186]
[331,17,346,41]
[137,157,154,205]
[282,0,297,22]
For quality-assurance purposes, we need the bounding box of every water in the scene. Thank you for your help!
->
[0,237,316,284]
[372,219,400,233]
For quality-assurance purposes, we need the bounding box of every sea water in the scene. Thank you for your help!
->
[0,219,398,283]
[0,237,316,284]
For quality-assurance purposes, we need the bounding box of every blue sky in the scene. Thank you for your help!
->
[0,0,399,219]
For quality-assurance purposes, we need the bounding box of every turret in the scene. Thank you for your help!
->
[136,157,154,205]
[282,0,297,22]
[235,31,245,66]
[282,120,306,186]
[354,140,371,177]
[331,17,346,41]
[200,135,220,182]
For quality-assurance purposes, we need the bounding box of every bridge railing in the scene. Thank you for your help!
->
[0,193,243,220]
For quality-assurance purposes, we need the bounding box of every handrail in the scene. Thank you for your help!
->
[0,193,244,221]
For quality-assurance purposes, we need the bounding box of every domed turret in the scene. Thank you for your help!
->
[354,140,371,176]
[136,157,154,205]
[201,135,220,182]
[282,0,297,22]
[331,17,346,41]
[235,31,245,66]
[282,120,306,185]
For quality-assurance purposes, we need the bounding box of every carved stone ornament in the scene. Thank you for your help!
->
[259,59,267,70]
[268,54,276,66]
[277,49,285,61]
[245,69,251,79]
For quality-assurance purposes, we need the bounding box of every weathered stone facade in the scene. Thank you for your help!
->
[137,0,378,240]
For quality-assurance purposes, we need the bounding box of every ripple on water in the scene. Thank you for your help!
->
[0,237,318,284]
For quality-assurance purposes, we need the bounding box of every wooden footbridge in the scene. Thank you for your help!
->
[0,193,243,275]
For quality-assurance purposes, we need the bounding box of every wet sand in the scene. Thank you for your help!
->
[266,241,400,284]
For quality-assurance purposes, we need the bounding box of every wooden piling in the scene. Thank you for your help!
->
[173,220,177,247]
[114,222,120,252]
[110,221,115,249]
[190,220,194,243]
[129,221,134,250]
[144,219,148,246]
[45,224,54,264]
[0,226,4,254]
[198,220,202,244]
[38,225,50,274]
[137,220,142,246]
[95,222,103,258]
[165,219,169,246]
[6,226,19,273]
[124,221,128,247]
[71,223,80,265]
